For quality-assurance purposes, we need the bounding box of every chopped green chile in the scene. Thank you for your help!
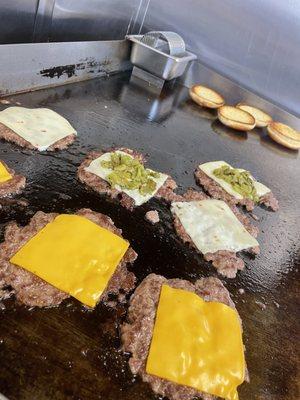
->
[101,153,160,195]
[213,165,259,202]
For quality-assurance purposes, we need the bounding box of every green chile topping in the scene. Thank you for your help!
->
[101,152,160,195]
[213,165,259,202]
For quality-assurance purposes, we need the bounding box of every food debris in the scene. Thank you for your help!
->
[238,288,245,294]
[145,210,160,224]
[273,301,280,308]
[255,300,267,310]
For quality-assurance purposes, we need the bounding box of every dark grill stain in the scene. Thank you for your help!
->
[40,64,77,79]
[39,58,112,80]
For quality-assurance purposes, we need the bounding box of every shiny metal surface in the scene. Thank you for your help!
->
[128,35,196,81]
[140,31,186,56]
[0,40,131,96]
[0,0,145,44]
[0,0,38,44]
[0,0,298,116]
[50,0,141,42]
[140,0,300,117]
[0,72,299,400]
[32,0,56,42]
[120,79,188,121]
[131,67,165,92]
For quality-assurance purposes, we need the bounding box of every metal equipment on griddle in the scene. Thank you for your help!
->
[127,32,197,92]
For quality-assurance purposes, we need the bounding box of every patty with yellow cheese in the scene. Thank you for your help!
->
[122,273,248,400]
[0,160,26,198]
[0,208,137,307]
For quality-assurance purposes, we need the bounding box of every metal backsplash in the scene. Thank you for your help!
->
[139,0,300,117]
[0,0,145,43]
[0,0,299,116]
[0,0,39,44]
[50,0,141,42]
[0,40,131,96]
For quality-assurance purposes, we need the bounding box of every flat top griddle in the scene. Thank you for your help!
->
[0,72,299,400]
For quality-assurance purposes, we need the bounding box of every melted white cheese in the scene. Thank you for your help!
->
[171,199,258,254]
[0,107,76,151]
[85,151,168,206]
[199,161,270,199]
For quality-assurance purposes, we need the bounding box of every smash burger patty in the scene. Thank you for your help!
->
[121,273,248,400]
[172,189,259,278]
[0,161,26,198]
[0,123,76,151]
[0,208,137,307]
[77,148,182,210]
[195,167,279,212]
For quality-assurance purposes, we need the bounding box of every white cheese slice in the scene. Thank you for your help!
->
[0,107,76,151]
[85,151,168,206]
[199,161,271,199]
[171,199,259,254]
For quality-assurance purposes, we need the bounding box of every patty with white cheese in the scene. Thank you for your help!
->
[78,147,182,210]
[172,189,259,278]
[195,165,279,212]
[0,107,76,151]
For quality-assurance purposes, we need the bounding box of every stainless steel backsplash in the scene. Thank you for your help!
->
[140,0,300,117]
[0,0,299,116]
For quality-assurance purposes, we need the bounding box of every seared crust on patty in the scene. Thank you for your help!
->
[195,167,279,212]
[0,122,76,151]
[77,148,181,210]
[0,208,137,307]
[0,160,26,198]
[172,189,259,278]
[121,273,246,400]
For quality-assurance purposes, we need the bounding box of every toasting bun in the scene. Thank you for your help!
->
[218,106,255,131]
[190,85,225,109]
[236,103,272,128]
[267,122,300,150]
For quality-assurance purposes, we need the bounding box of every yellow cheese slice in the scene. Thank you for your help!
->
[10,214,129,307]
[0,161,12,183]
[146,285,245,400]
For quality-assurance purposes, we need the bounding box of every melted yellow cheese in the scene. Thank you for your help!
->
[0,161,12,183]
[146,285,245,400]
[10,214,129,307]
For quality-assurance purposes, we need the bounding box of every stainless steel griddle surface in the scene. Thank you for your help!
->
[0,73,299,400]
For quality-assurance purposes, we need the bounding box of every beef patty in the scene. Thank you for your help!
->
[0,123,76,151]
[77,147,182,211]
[195,167,279,212]
[0,208,137,307]
[121,273,247,400]
[172,189,260,278]
[0,160,26,198]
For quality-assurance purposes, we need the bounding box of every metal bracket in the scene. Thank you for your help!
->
[131,66,165,93]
